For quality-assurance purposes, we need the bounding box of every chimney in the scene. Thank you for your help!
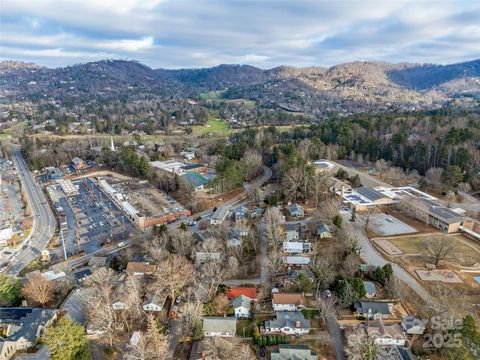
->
[295,320,301,328]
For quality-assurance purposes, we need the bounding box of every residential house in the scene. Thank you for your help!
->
[233,205,249,222]
[0,308,58,360]
[282,256,310,268]
[71,157,84,170]
[272,293,306,311]
[112,301,129,311]
[126,261,156,276]
[182,172,209,192]
[354,301,394,320]
[285,225,299,242]
[250,207,264,218]
[271,344,318,360]
[285,269,315,285]
[73,268,92,282]
[401,316,425,335]
[202,317,237,337]
[363,281,378,298]
[231,295,251,318]
[288,203,305,217]
[366,321,406,346]
[130,331,141,347]
[265,311,310,335]
[283,240,311,254]
[180,151,195,160]
[227,228,248,248]
[316,223,332,238]
[226,287,257,301]
[195,252,222,265]
[143,294,167,312]
[210,206,230,225]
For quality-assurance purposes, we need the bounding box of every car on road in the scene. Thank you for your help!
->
[187,220,197,226]
[118,242,126,247]
[259,345,266,357]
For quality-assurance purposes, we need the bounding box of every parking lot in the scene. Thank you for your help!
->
[63,180,137,254]
[367,213,417,236]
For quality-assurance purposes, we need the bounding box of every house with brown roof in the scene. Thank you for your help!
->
[226,287,257,301]
[272,293,306,311]
[126,261,156,276]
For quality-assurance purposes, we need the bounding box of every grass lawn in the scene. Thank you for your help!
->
[192,118,232,137]
[199,91,224,101]
[237,319,254,338]
[389,234,480,266]
[0,122,27,139]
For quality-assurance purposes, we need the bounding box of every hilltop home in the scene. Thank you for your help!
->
[0,308,58,360]
[272,293,306,311]
[265,311,310,335]
[202,317,237,337]
[271,345,318,360]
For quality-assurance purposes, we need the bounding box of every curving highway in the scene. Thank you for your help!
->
[7,145,56,275]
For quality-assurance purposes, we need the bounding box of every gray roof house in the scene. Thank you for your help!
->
[288,204,305,217]
[231,295,251,318]
[354,301,394,320]
[265,311,311,335]
[0,308,58,360]
[363,281,378,298]
[210,206,230,225]
[316,223,332,238]
[271,345,318,360]
[401,316,425,335]
[143,293,167,312]
[203,317,237,337]
[233,205,249,221]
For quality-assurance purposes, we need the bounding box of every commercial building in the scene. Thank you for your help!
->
[97,176,191,229]
[0,227,13,247]
[151,160,208,176]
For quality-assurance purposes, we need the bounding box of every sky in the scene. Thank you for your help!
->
[1,0,479,69]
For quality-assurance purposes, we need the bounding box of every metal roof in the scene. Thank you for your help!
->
[357,187,387,201]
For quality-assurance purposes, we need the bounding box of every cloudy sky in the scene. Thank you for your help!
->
[1,0,479,69]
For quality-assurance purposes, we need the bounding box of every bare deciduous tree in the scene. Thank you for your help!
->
[425,167,443,187]
[345,328,380,360]
[22,274,54,307]
[425,235,453,265]
[127,315,169,360]
[155,254,194,300]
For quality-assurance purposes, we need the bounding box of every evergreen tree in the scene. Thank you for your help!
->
[45,317,89,360]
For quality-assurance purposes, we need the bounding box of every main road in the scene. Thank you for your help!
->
[8,145,56,275]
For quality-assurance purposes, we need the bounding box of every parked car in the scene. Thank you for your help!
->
[259,345,266,357]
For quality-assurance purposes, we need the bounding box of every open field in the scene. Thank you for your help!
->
[388,233,480,267]
[0,122,27,139]
[199,91,256,107]
[192,118,232,136]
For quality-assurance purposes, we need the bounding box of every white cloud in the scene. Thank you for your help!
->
[96,37,155,52]
[1,0,479,68]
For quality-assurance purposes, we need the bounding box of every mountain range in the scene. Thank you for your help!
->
[1,58,479,115]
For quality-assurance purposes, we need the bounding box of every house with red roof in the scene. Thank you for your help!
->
[226,287,257,301]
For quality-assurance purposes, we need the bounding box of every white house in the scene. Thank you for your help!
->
[112,301,129,311]
[283,241,311,254]
[272,293,306,311]
[288,203,305,217]
[203,317,237,337]
[143,294,166,312]
[265,311,310,335]
[282,256,310,267]
[232,295,251,318]
[401,316,426,335]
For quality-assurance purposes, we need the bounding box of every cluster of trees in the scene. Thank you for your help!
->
[333,277,366,308]
[0,273,21,306]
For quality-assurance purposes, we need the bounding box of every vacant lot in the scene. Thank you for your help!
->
[389,234,480,267]
[0,122,27,139]
[192,118,231,136]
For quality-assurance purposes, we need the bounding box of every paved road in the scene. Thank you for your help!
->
[332,161,390,188]
[8,146,56,275]
[326,314,346,360]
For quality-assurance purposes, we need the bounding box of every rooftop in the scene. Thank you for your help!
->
[356,186,389,201]
[266,311,310,330]
[273,293,306,306]
[202,317,236,334]
[226,287,257,300]
[183,172,209,188]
